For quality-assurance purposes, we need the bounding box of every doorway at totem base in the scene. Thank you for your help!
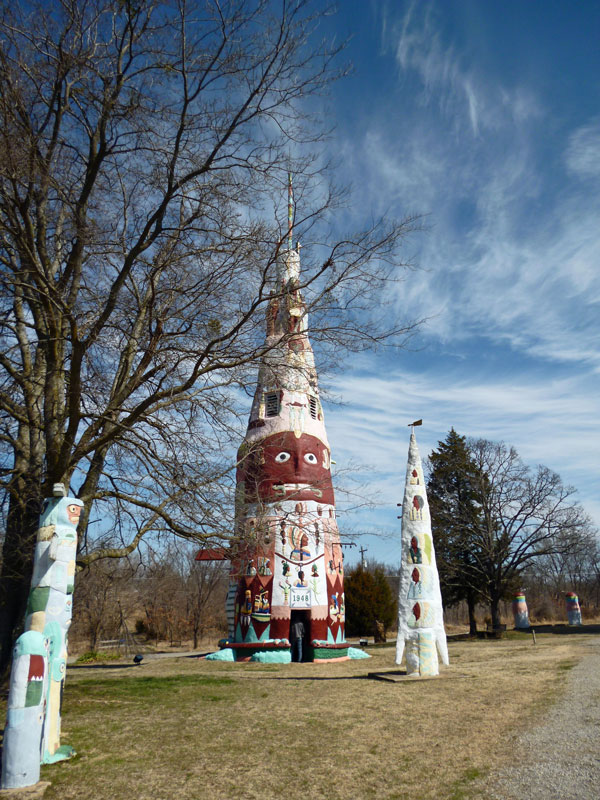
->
[290,610,311,662]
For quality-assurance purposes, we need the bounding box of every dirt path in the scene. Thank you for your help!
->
[476,637,600,800]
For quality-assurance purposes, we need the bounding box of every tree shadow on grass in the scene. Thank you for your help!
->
[530,624,600,635]
[244,674,371,681]
[68,663,142,670]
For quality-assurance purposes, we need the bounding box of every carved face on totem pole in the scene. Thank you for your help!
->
[66,503,82,526]
[238,432,334,505]
[45,496,84,534]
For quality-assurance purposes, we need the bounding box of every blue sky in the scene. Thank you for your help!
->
[313,0,600,565]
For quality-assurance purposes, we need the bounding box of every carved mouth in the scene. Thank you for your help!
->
[273,483,323,498]
[28,654,45,681]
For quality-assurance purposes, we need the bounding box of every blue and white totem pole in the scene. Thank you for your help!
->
[565,592,582,626]
[512,592,530,629]
[395,428,449,677]
[1,484,83,789]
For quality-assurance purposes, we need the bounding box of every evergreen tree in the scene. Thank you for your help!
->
[345,563,397,639]
[427,429,485,634]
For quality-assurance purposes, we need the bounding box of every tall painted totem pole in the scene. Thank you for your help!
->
[226,179,346,663]
[396,428,449,677]
[2,485,83,789]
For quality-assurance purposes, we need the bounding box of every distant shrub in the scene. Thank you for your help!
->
[345,565,397,638]
[532,602,553,622]
[76,650,120,664]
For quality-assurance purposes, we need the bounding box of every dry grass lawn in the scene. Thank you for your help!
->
[2,632,596,800]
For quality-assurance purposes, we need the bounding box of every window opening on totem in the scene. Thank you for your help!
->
[265,392,279,417]
[309,396,318,419]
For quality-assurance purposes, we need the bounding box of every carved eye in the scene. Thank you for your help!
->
[275,452,290,463]
[304,453,318,464]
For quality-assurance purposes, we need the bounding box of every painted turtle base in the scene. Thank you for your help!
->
[221,641,348,662]
[223,642,290,662]
[310,642,349,661]
[312,646,349,661]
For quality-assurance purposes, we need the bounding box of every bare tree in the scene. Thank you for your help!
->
[0,0,420,671]
[71,558,136,651]
[185,553,228,650]
[466,439,591,628]
[525,523,600,612]
[71,544,227,651]
[135,551,184,646]
[132,545,226,647]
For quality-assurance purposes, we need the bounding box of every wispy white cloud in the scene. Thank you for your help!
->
[324,362,599,536]
[565,118,600,178]
[328,366,596,463]
[388,1,541,137]
[338,3,600,374]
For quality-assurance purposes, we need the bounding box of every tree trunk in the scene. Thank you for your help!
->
[89,623,100,652]
[373,619,386,643]
[0,478,42,678]
[490,594,502,629]
[466,592,478,635]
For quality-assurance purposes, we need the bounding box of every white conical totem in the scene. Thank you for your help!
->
[395,431,449,676]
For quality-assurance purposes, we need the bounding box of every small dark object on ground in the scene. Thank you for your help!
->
[133,654,143,665]
[359,638,368,647]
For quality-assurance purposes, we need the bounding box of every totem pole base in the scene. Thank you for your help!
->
[0,781,51,799]
[41,745,75,765]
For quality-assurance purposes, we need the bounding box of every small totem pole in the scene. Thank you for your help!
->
[565,592,582,626]
[1,484,83,790]
[396,427,449,676]
[512,592,530,629]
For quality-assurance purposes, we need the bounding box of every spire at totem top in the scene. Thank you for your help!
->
[245,176,326,448]
[276,172,299,287]
[287,171,294,251]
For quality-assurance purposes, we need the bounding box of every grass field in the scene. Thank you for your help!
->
[1,632,595,800]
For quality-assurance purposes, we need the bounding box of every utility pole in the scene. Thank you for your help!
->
[359,546,368,569]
